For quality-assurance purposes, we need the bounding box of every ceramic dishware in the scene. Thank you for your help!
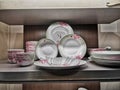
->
[16,52,35,66]
[58,34,87,59]
[35,38,58,60]
[91,51,120,60]
[34,57,87,70]
[26,41,38,52]
[26,41,38,60]
[46,22,74,44]
[8,49,24,64]
[89,56,120,66]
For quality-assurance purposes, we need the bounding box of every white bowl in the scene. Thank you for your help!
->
[16,52,35,66]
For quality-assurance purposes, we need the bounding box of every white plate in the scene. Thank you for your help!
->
[35,38,58,60]
[58,34,87,59]
[34,60,87,70]
[91,51,120,60]
[46,22,74,44]
[89,57,120,66]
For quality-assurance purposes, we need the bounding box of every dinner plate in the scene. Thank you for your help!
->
[91,51,120,60]
[35,38,58,60]
[58,34,87,59]
[34,60,87,70]
[46,22,74,44]
[89,57,120,66]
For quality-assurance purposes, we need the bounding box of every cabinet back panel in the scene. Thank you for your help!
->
[24,24,98,53]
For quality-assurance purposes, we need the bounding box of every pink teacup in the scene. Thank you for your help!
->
[8,49,24,64]
[16,52,34,66]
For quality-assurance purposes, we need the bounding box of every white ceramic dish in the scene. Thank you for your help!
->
[35,38,58,60]
[47,57,82,65]
[91,51,120,60]
[34,59,87,70]
[16,52,34,66]
[89,57,120,66]
[46,22,74,44]
[58,34,87,59]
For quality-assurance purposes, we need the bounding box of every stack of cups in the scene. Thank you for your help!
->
[26,41,38,60]
[8,49,24,64]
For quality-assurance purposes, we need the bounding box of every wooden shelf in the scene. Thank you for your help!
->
[0,60,120,83]
[0,8,120,25]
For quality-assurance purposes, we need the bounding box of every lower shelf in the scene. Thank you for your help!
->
[0,60,120,82]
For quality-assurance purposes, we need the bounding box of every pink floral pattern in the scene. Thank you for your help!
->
[75,55,82,59]
[59,22,68,26]
[72,34,80,39]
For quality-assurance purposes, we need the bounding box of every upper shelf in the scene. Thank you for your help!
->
[0,8,120,25]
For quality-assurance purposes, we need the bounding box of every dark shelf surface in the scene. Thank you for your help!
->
[0,60,120,83]
[0,8,120,25]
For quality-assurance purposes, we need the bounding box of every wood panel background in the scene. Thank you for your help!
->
[23,82,100,90]
[98,25,120,50]
[8,25,23,49]
[0,84,22,90]
[0,22,9,60]
[24,24,98,55]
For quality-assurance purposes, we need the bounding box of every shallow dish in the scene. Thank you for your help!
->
[34,59,87,70]
[58,34,87,59]
[46,22,74,44]
[35,38,58,60]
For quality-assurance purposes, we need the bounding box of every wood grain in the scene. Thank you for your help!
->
[0,9,120,25]
[8,25,23,49]
[101,82,120,90]
[0,84,22,90]
[23,82,100,90]
[24,24,98,51]
[0,22,9,60]
[98,25,120,50]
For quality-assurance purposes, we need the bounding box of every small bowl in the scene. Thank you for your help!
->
[16,52,35,66]
[8,49,24,64]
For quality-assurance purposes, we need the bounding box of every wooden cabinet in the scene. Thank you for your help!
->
[0,1,120,90]
[23,82,100,90]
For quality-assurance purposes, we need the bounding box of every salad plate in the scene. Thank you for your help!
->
[46,22,74,44]
[35,38,58,60]
[58,34,87,59]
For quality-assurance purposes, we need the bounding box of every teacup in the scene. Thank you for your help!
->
[16,52,35,66]
[8,49,24,64]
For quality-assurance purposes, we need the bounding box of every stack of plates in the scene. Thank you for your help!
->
[89,51,120,66]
